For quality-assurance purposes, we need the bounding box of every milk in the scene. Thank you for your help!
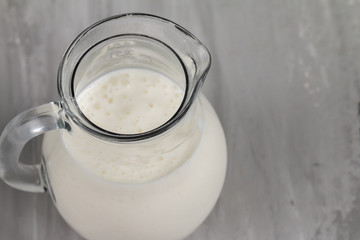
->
[42,68,227,240]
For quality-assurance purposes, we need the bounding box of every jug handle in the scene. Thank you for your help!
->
[0,101,66,192]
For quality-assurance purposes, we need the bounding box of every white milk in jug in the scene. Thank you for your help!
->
[42,68,227,240]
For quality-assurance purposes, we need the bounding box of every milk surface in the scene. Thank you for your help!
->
[42,68,227,240]
[78,69,183,134]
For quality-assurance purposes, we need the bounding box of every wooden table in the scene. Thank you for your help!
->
[1,1,360,239]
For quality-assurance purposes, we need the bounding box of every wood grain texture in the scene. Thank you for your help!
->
[1,0,360,239]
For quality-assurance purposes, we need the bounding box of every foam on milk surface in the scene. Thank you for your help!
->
[78,69,184,134]
[69,69,188,183]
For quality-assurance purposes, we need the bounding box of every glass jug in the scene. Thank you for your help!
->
[0,13,227,240]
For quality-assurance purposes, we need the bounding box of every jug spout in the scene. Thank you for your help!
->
[173,28,212,100]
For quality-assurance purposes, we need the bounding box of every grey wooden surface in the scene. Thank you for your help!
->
[1,0,360,239]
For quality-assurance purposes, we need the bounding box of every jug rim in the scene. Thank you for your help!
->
[57,13,211,142]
